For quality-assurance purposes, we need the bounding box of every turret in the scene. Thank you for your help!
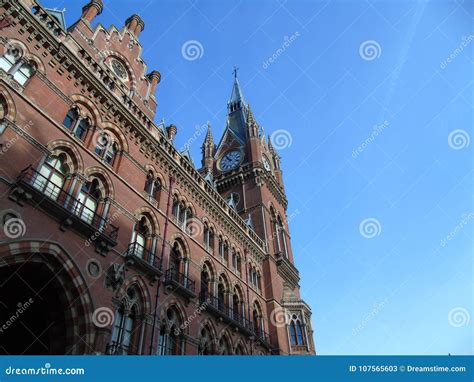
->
[201,123,215,171]
[125,14,145,39]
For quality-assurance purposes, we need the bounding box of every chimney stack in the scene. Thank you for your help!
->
[166,125,177,142]
[81,0,103,23]
[125,14,145,39]
[147,71,161,97]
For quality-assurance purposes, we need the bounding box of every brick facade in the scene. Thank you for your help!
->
[0,0,315,355]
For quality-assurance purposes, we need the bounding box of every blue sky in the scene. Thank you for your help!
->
[43,0,472,355]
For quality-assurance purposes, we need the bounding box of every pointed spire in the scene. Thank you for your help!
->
[203,122,214,146]
[268,134,276,154]
[201,122,215,169]
[246,104,259,137]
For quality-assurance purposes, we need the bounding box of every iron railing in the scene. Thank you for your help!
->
[164,268,196,293]
[124,241,161,269]
[105,341,138,355]
[18,166,118,240]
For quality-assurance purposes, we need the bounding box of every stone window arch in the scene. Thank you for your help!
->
[158,306,185,355]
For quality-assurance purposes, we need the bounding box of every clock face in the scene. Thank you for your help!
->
[219,150,242,171]
[263,156,271,171]
[111,59,128,80]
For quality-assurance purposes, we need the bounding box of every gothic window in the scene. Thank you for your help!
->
[218,336,231,355]
[203,223,215,252]
[158,307,184,355]
[74,179,101,225]
[222,241,229,264]
[232,252,241,275]
[33,155,68,200]
[289,314,305,346]
[198,326,215,355]
[217,280,226,313]
[169,242,182,273]
[63,108,90,141]
[110,303,136,354]
[144,171,161,201]
[0,48,36,86]
[0,96,7,135]
[235,344,245,355]
[129,217,152,259]
[200,268,210,302]
[95,132,119,165]
[252,302,264,337]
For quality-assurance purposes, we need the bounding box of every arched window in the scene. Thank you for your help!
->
[217,279,226,313]
[200,267,210,302]
[198,326,215,355]
[144,171,161,200]
[169,242,182,273]
[129,217,150,259]
[232,286,244,322]
[63,108,90,141]
[109,287,143,355]
[232,251,241,275]
[0,96,7,134]
[218,336,231,355]
[0,47,36,86]
[203,223,214,252]
[158,307,184,355]
[110,302,136,354]
[252,302,264,336]
[172,197,180,220]
[222,241,229,265]
[95,132,119,165]
[33,155,68,200]
[74,179,101,224]
[235,344,246,355]
[289,314,306,346]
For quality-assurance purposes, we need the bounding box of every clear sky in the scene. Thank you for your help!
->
[42,0,473,355]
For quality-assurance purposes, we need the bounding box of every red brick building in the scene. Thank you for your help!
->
[0,0,315,355]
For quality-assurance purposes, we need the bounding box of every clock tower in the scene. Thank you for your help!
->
[200,73,315,354]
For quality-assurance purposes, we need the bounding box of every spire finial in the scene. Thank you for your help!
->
[233,66,239,79]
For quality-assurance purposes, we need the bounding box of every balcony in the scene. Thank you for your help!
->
[11,166,118,253]
[105,341,138,355]
[164,269,196,300]
[200,293,259,339]
[124,242,162,277]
